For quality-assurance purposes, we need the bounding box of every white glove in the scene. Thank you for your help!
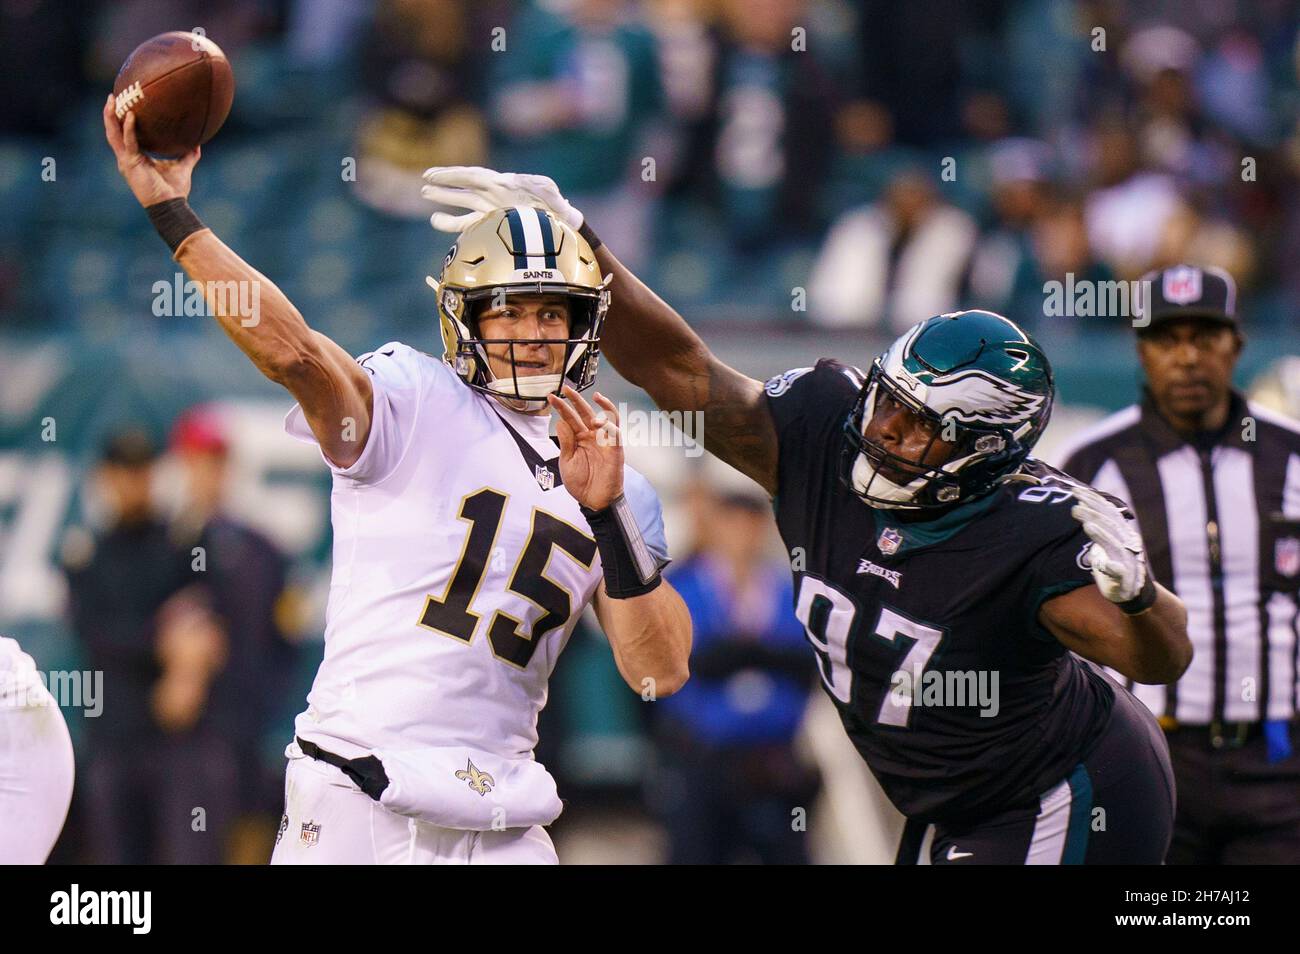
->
[1070,485,1150,605]
[420,166,584,234]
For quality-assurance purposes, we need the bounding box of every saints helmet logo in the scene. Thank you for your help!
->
[455,760,495,796]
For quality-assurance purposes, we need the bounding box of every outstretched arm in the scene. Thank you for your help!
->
[593,245,779,494]
[104,96,372,468]
[422,166,780,494]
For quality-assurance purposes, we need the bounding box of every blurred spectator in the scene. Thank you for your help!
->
[1083,122,1184,278]
[0,0,89,135]
[489,0,664,267]
[63,428,231,864]
[1031,192,1118,316]
[965,137,1056,321]
[169,405,299,864]
[809,169,977,330]
[88,0,277,81]
[648,470,818,864]
[355,0,496,217]
[668,0,840,251]
[852,0,980,148]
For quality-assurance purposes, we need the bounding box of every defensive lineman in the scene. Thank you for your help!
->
[422,167,1193,864]
[105,104,691,864]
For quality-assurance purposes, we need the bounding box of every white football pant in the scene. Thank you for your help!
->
[270,753,558,864]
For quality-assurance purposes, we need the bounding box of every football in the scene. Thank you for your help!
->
[112,31,234,158]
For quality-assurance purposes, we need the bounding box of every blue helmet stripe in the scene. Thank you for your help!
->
[504,207,528,270]
[536,208,559,268]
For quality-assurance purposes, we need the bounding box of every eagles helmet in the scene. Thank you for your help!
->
[426,205,612,406]
[844,310,1054,510]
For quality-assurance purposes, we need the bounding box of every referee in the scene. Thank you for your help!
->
[1059,264,1300,864]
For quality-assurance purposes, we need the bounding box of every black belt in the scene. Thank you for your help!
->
[297,736,389,800]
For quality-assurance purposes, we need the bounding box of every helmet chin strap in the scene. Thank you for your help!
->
[851,447,985,508]
[485,371,565,399]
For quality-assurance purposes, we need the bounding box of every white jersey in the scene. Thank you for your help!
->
[284,342,667,764]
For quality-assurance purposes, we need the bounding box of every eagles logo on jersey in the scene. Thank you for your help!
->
[427,206,612,406]
[843,310,1054,510]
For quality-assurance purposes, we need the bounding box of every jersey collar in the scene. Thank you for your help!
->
[872,489,1002,556]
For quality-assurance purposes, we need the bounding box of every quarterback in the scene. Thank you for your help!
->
[105,104,691,864]
[423,168,1194,864]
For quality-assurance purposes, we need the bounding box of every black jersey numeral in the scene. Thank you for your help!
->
[488,511,597,669]
[418,489,508,642]
[793,576,945,728]
[417,488,596,668]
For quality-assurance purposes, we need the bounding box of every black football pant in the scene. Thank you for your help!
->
[897,688,1175,864]
[1163,722,1300,864]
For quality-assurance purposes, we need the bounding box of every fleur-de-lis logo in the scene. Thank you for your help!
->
[455,759,495,796]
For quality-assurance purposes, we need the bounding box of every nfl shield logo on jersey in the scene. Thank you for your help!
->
[878,527,903,555]
[535,464,555,491]
[300,820,321,847]
[1276,536,1300,578]
[1163,266,1203,305]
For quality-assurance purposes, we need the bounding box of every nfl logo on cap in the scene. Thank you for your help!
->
[1163,266,1203,305]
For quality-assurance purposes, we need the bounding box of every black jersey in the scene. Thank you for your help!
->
[765,360,1117,823]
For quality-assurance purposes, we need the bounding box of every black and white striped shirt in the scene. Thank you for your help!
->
[1058,391,1300,724]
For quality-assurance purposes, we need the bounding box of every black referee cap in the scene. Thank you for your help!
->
[1135,265,1238,332]
[99,428,158,467]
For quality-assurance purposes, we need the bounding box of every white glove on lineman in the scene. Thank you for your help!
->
[1070,484,1150,605]
[421,166,584,234]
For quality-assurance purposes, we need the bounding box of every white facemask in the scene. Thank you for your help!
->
[850,452,929,507]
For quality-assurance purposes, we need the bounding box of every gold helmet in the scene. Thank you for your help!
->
[426,206,611,405]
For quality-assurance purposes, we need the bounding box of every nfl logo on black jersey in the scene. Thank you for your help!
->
[878,527,903,555]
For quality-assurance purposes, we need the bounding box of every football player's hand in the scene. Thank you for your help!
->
[547,385,622,511]
[421,166,584,233]
[1070,485,1149,604]
[102,94,199,207]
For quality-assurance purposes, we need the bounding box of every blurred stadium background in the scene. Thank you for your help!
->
[1,0,1299,863]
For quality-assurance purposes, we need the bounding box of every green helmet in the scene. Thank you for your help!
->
[843,310,1055,510]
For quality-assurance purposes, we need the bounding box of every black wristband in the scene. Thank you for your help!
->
[1118,574,1157,615]
[579,220,603,251]
[582,495,663,599]
[146,197,205,254]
